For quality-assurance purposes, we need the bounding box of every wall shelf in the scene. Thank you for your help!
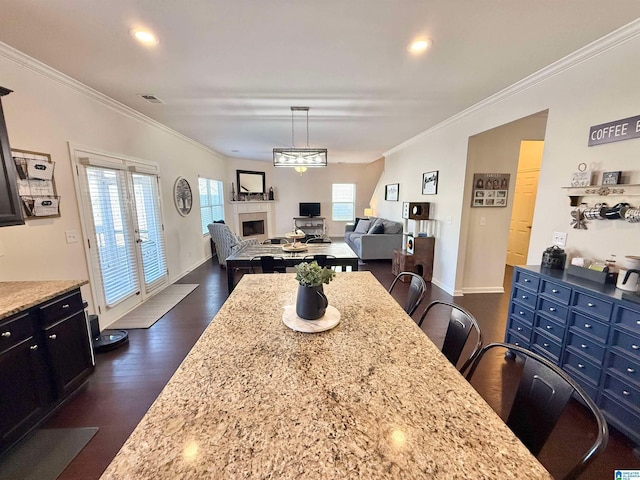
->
[562,184,640,206]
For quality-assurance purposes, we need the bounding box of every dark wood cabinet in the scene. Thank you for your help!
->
[392,236,435,282]
[0,87,24,227]
[0,289,93,453]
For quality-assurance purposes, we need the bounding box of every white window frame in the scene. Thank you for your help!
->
[332,183,356,222]
[199,177,225,235]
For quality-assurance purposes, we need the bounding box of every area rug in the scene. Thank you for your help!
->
[109,283,199,329]
[0,427,98,480]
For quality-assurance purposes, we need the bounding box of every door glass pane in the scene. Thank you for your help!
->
[86,167,138,306]
[132,173,167,288]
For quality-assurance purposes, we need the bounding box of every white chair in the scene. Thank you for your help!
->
[207,223,259,267]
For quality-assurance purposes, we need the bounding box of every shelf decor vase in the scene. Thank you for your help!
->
[296,285,328,320]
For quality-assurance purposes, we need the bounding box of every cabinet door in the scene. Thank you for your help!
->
[0,88,24,227]
[0,337,49,450]
[43,311,93,398]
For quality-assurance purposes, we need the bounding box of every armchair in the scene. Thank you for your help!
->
[207,223,260,267]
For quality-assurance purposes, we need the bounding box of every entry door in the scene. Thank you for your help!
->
[79,161,167,324]
[507,141,543,266]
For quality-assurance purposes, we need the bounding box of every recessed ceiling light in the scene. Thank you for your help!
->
[408,38,432,54]
[130,29,159,46]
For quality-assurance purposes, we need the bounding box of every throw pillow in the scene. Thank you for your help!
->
[353,219,371,234]
[380,219,403,234]
[369,223,385,234]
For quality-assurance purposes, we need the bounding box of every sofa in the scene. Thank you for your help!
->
[344,217,403,260]
[208,222,260,267]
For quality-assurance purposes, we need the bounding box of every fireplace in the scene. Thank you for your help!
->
[242,219,265,237]
[238,212,268,242]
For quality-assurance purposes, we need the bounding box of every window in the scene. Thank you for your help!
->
[332,183,355,221]
[199,177,224,234]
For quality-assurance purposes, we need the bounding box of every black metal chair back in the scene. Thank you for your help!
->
[465,342,609,480]
[305,237,326,244]
[302,254,336,268]
[250,255,286,273]
[388,272,426,316]
[417,300,482,373]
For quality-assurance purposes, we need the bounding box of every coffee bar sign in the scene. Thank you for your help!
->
[588,114,640,146]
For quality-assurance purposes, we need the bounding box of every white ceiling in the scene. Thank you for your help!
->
[1,1,639,164]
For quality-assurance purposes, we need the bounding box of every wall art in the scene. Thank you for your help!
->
[385,183,399,201]
[422,171,438,195]
[472,173,509,207]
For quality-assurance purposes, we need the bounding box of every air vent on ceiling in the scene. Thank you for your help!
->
[138,94,164,104]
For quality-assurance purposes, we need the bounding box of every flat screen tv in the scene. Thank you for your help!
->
[299,202,321,217]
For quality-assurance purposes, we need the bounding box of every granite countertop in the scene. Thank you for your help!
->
[0,280,88,320]
[101,272,552,479]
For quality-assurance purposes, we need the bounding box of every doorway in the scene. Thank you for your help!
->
[506,140,543,266]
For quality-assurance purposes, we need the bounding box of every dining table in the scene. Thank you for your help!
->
[100,272,552,479]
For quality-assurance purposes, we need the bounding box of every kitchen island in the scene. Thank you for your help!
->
[101,272,551,479]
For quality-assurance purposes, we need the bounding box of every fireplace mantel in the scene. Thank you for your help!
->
[230,201,275,240]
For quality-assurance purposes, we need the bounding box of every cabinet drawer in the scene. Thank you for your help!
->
[505,331,529,349]
[531,331,562,363]
[573,291,612,321]
[508,316,532,341]
[514,270,540,291]
[534,314,565,343]
[565,331,606,363]
[563,350,602,384]
[38,290,84,326]
[0,312,34,352]
[599,394,640,442]
[537,298,568,324]
[509,303,534,325]
[606,352,640,386]
[512,286,537,310]
[568,311,609,343]
[602,373,640,408]
[540,279,571,305]
[610,328,640,362]
[613,304,640,334]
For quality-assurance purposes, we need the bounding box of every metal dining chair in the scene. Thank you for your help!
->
[417,300,482,373]
[302,254,337,268]
[249,255,286,273]
[388,272,426,316]
[465,342,609,480]
[305,237,327,244]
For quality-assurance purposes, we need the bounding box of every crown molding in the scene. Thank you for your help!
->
[0,41,224,158]
[384,18,640,157]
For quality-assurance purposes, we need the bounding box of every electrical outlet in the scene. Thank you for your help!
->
[65,230,80,244]
[446,216,452,224]
[552,231,567,247]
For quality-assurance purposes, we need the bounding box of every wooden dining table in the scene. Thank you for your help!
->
[100,272,552,479]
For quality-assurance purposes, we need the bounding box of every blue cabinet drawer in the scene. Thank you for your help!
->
[606,352,640,386]
[568,311,609,343]
[614,304,640,335]
[563,349,602,384]
[532,331,562,363]
[508,316,532,341]
[534,314,565,343]
[602,373,640,408]
[512,286,537,310]
[509,302,535,325]
[538,298,568,324]
[565,331,606,363]
[573,291,612,320]
[540,279,571,304]
[514,269,540,291]
[610,329,640,362]
[599,394,640,442]
[505,331,529,349]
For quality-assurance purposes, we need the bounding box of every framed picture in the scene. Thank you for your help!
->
[385,183,399,201]
[471,173,510,207]
[422,170,438,195]
[602,171,621,185]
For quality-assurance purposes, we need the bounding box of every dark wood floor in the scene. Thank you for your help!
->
[39,258,640,479]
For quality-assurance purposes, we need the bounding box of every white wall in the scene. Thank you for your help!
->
[381,24,640,295]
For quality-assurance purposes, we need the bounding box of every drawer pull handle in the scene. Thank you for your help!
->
[524,279,530,282]
[578,363,585,369]
[1,331,10,338]
[549,307,556,312]
[627,368,635,373]
[581,344,588,349]
[632,345,639,350]
[514,342,520,346]
[543,343,550,347]
[584,324,591,328]
[522,295,528,300]
[48,334,57,340]
[517,327,523,332]
[637,320,640,325]
[62,304,70,309]
[552,289,559,293]
[30,345,38,351]
[519,311,525,315]
[622,390,631,396]
[587,302,595,308]
[546,325,553,330]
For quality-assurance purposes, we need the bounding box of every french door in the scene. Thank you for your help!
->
[76,153,167,324]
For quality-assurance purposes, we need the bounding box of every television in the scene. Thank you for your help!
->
[299,202,321,217]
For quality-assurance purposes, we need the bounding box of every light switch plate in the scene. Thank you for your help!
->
[479,216,486,226]
[552,231,567,247]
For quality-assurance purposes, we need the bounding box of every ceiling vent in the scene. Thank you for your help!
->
[138,94,164,104]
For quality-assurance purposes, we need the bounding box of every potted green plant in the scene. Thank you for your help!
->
[294,261,335,320]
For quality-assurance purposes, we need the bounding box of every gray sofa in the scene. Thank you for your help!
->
[344,217,403,260]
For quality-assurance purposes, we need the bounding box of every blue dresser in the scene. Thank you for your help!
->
[506,266,640,446]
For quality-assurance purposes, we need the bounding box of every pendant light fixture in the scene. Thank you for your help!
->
[273,107,327,169]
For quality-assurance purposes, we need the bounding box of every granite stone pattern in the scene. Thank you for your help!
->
[101,272,552,479]
[0,280,88,320]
